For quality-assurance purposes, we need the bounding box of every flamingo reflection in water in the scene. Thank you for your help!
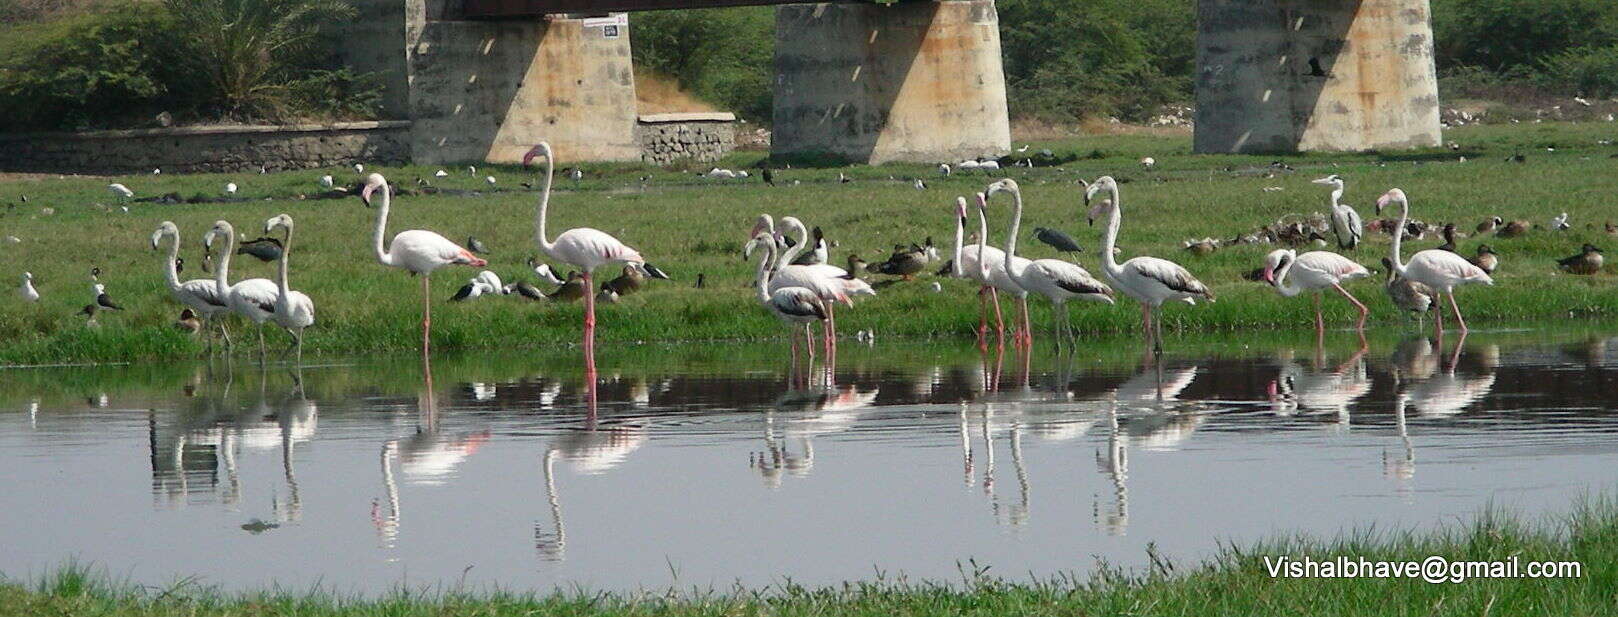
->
[958,402,1031,529]
[752,384,878,488]
[1384,391,1417,498]
[1398,333,1497,418]
[373,358,491,547]
[1094,400,1128,536]
[534,376,648,561]
[1268,343,1370,429]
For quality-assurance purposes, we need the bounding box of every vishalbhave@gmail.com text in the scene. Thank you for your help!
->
[1264,555,1582,583]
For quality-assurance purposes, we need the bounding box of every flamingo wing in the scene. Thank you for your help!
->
[180,278,228,309]
[1409,250,1493,286]
[231,278,280,317]
[1031,259,1113,299]
[553,228,643,271]
[394,230,487,273]
[771,287,827,320]
[1296,251,1370,281]
[1126,256,1213,300]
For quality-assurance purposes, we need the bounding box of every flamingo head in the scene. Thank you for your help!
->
[974,192,988,212]
[203,220,233,250]
[1086,198,1113,227]
[984,178,1019,200]
[1375,188,1407,215]
[954,196,968,224]
[1311,174,1343,188]
[1261,249,1293,285]
[265,213,294,236]
[748,213,774,243]
[522,142,553,167]
[360,173,388,206]
[1084,175,1117,207]
[150,221,178,250]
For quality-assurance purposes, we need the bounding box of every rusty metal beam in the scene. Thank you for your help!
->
[462,0,817,18]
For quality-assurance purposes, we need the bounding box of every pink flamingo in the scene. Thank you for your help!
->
[524,143,646,373]
[361,174,488,357]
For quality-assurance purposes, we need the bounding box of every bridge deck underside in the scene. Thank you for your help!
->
[462,0,829,18]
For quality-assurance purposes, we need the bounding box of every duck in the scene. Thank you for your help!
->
[175,308,202,334]
[1469,245,1499,275]
[868,243,927,280]
[1495,219,1530,238]
[1557,244,1605,275]
[1476,216,1502,234]
[548,271,586,302]
[503,280,547,301]
[1381,257,1434,323]
[1436,223,1459,252]
[1606,221,1617,236]
[1182,237,1219,256]
[601,263,671,296]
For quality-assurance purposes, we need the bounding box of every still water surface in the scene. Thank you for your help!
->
[3,330,1617,592]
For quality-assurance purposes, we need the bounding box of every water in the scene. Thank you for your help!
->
[3,329,1617,593]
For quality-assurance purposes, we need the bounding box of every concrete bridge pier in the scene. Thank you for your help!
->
[772,0,1011,164]
[1194,0,1442,153]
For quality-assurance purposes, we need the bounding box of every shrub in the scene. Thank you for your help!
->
[1538,45,1618,98]
[0,4,180,130]
[161,0,358,120]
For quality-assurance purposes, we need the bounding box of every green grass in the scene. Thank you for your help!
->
[2,121,1617,364]
[4,494,1617,615]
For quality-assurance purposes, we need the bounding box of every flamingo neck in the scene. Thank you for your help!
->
[754,242,774,304]
[951,208,964,277]
[161,233,182,291]
[1100,186,1124,277]
[373,186,394,267]
[215,225,235,290]
[1274,256,1302,297]
[535,151,557,258]
[975,207,991,279]
[1002,189,1024,277]
[276,224,294,301]
[777,220,809,271]
[1389,199,1410,276]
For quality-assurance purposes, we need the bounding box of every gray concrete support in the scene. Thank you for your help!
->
[1194,0,1442,153]
[772,0,1010,164]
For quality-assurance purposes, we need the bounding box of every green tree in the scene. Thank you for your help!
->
[161,0,356,119]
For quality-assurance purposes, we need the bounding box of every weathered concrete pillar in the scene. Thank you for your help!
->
[773,0,1010,164]
[1194,0,1441,153]
[409,13,640,164]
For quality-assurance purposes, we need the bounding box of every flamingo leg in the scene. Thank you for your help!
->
[805,323,815,361]
[256,323,266,362]
[977,287,989,347]
[1332,283,1370,334]
[989,287,1006,345]
[1313,292,1325,336]
[421,274,432,358]
[1018,296,1032,348]
[1152,306,1164,357]
[1432,291,1445,339]
[1140,303,1152,349]
[1448,292,1468,333]
[582,271,596,376]
[218,319,232,349]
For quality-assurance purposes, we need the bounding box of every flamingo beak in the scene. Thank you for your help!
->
[1262,266,1274,284]
[361,182,377,205]
[522,144,548,167]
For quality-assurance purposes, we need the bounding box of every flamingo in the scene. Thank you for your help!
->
[1260,248,1372,335]
[1378,188,1493,336]
[151,221,232,348]
[1085,176,1214,355]
[360,174,487,356]
[986,179,1114,348]
[265,214,316,360]
[108,183,134,203]
[524,142,645,372]
[206,220,280,357]
[948,195,1021,345]
[750,231,827,360]
[765,216,868,355]
[1313,175,1363,250]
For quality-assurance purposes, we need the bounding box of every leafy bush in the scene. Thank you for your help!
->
[1538,45,1618,97]
[162,0,357,120]
[632,8,774,121]
[1433,0,1618,73]
[0,4,180,130]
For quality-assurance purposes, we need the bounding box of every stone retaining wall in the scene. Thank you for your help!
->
[636,113,737,165]
[0,121,412,175]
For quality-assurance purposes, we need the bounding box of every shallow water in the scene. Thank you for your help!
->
[3,329,1617,593]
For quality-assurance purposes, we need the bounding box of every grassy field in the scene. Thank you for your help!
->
[3,494,1615,616]
[1,122,1616,364]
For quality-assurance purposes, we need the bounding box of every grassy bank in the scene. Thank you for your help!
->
[1,122,1616,364]
[4,495,1616,615]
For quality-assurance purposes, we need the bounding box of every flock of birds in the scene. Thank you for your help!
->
[11,147,1614,364]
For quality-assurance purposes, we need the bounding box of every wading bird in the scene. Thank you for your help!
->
[1313,175,1363,250]
[92,282,123,311]
[18,272,38,302]
[236,236,283,262]
[525,142,646,372]
[361,174,487,356]
[987,179,1113,348]
[526,257,565,286]
[224,183,238,196]
[208,221,278,357]
[1032,226,1084,254]
[750,231,827,360]
[1378,188,1493,336]
[175,309,201,334]
[1086,176,1214,356]
[152,221,231,348]
[1381,256,1433,328]
[949,194,1022,345]
[265,214,316,360]
[1260,249,1372,335]
[108,183,134,203]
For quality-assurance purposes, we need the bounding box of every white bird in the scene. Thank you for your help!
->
[485,175,497,186]
[1313,174,1363,250]
[949,194,1020,344]
[738,170,750,178]
[1550,212,1570,230]
[1085,176,1215,355]
[706,168,738,179]
[354,163,364,174]
[527,257,565,286]
[1140,157,1156,169]
[18,272,38,302]
[929,281,943,292]
[958,159,981,172]
[914,178,926,190]
[1378,188,1493,336]
[474,269,503,293]
[361,174,488,356]
[207,220,279,357]
[224,182,238,196]
[750,232,828,359]
[108,183,134,202]
[524,142,647,370]
[760,216,871,352]
[987,179,1113,348]
[568,168,584,182]
[319,175,334,189]
[264,214,316,360]
[434,169,449,178]
[978,160,1000,173]
[1017,144,1030,153]
[938,163,952,176]
[152,221,231,347]
[1260,249,1371,335]
[152,168,162,175]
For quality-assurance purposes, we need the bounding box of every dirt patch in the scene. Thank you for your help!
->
[635,70,717,115]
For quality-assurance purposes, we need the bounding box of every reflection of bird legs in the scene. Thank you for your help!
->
[536,450,566,561]
[959,406,974,487]
[1096,401,1128,535]
[277,413,301,523]
[373,442,400,547]
[1008,424,1029,527]
[1385,393,1416,496]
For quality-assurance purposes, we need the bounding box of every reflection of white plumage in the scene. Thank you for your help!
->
[395,431,491,484]
[988,179,1113,346]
